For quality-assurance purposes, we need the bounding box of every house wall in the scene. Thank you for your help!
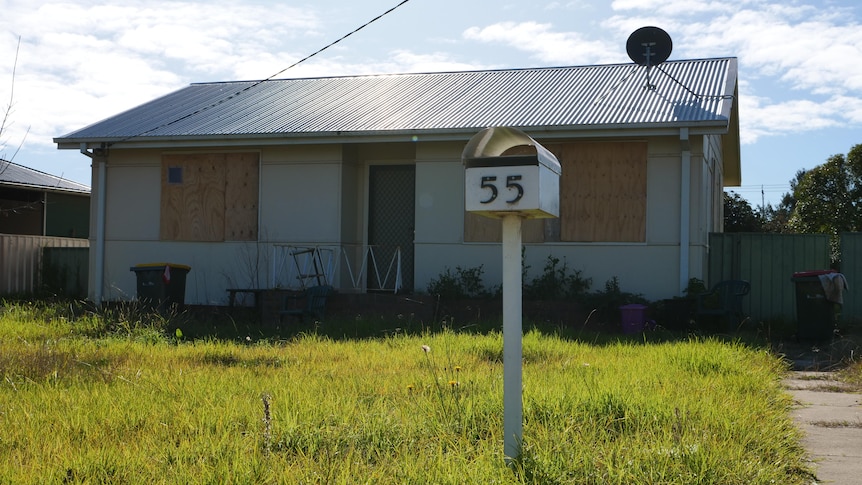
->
[412,136,710,301]
[90,132,723,305]
[46,192,90,238]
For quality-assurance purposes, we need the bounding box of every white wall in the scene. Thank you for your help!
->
[92,134,724,305]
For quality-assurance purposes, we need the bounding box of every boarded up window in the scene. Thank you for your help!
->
[160,153,258,241]
[549,141,647,242]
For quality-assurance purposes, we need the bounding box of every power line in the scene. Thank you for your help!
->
[107,0,414,147]
[265,0,412,81]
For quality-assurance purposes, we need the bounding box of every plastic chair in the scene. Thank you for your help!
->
[696,280,750,330]
[280,285,333,322]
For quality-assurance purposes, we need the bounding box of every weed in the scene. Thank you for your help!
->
[261,393,273,454]
[0,302,816,484]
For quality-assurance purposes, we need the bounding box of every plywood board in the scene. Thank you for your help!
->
[161,154,226,241]
[551,142,647,242]
[224,153,259,241]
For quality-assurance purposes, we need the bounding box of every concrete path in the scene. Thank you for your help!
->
[784,371,862,484]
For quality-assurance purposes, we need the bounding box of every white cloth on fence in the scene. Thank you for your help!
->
[818,272,848,305]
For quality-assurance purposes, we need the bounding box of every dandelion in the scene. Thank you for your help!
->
[422,344,431,353]
[454,366,461,373]
[406,384,415,392]
[448,380,459,388]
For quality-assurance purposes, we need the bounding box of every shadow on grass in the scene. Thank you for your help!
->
[6,296,862,375]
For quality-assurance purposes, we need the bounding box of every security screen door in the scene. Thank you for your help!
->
[368,165,415,292]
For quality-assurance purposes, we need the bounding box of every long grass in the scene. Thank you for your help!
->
[0,301,813,484]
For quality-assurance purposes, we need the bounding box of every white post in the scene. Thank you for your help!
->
[94,156,107,307]
[501,213,523,461]
[679,128,691,294]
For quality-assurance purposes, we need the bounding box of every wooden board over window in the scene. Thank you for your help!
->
[550,141,647,242]
[161,153,258,241]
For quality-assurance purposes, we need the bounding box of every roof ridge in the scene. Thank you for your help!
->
[189,57,738,86]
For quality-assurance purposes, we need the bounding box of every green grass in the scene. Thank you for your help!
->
[0,301,813,484]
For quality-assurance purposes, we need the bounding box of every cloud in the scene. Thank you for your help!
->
[606,1,862,143]
[0,0,321,149]
[463,21,623,65]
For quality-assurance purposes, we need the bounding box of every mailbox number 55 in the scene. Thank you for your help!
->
[480,175,524,204]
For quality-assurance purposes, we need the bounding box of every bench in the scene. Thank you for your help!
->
[226,288,269,311]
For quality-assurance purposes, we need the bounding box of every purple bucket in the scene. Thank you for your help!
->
[620,304,648,334]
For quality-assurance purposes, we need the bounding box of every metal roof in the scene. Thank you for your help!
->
[0,160,90,194]
[55,58,738,145]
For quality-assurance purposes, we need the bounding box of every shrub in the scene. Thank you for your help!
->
[523,255,591,301]
[426,265,498,300]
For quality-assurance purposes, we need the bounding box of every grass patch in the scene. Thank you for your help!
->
[0,301,814,484]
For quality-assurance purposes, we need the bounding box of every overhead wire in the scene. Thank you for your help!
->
[653,63,735,100]
[106,0,414,147]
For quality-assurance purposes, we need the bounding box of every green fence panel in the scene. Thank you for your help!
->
[840,233,862,323]
[708,233,830,322]
[42,247,89,298]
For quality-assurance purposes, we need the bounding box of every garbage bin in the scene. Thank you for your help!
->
[791,270,839,341]
[620,303,649,334]
[130,263,191,313]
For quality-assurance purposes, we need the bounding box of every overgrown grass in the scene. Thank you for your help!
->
[0,301,814,483]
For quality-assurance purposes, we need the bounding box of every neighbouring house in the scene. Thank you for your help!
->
[0,160,90,296]
[0,160,90,238]
[54,57,740,306]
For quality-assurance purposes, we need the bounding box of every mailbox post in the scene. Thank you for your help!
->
[462,127,560,462]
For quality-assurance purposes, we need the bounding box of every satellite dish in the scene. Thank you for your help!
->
[626,26,672,67]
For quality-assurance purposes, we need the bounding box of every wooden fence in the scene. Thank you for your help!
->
[0,234,89,296]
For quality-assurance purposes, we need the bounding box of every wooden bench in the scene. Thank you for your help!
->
[226,288,268,311]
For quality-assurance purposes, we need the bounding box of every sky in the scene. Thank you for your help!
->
[1,0,861,208]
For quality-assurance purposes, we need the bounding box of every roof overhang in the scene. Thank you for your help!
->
[0,180,90,195]
[721,81,742,186]
[57,120,735,151]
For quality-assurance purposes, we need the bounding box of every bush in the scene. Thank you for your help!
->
[426,265,499,300]
[582,277,648,324]
[523,255,591,301]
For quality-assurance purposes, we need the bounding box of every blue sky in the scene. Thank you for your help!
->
[2,0,861,208]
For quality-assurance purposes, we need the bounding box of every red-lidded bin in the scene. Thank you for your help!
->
[130,263,191,314]
[791,270,837,341]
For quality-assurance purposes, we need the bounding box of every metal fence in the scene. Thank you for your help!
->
[708,232,830,322]
[840,233,862,323]
[271,244,402,293]
[0,234,89,295]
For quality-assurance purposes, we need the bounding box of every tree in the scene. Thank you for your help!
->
[1,36,28,173]
[761,170,804,233]
[788,144,862,262]
[723,191,763,232]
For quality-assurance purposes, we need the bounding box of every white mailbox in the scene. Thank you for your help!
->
[462,127,561,219]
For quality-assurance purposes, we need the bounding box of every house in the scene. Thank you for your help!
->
[54,57,740,306]
[0,160,90,238]
[0,160,90,296]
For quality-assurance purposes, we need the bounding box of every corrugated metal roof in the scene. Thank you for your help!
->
[56,58,737,143]
[0,160,90,193]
